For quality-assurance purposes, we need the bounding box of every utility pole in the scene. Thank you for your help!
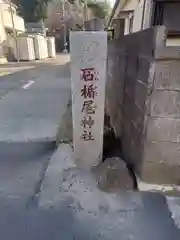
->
[9,0,20,64]
[0,8,4,63]
[62,0,67,52]
[83,0,88,27]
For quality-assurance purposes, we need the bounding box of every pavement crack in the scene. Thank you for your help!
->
[26,146,57,208]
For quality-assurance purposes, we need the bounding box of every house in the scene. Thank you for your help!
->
[45,0,94,52]
[46,0,93,31]
[109,0,180,45]
[0,0,25,63]
[25,22,48,36]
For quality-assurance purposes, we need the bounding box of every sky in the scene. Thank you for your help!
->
[108,0,116,7]
[98,0,116,7]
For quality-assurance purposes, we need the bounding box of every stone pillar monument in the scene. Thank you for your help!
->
[70,31,107,168]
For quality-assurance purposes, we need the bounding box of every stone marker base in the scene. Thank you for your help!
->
[93,157,135,192]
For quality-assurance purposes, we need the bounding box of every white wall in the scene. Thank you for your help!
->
[132,0,143,32]
[124,17,130,35]
[0,1,25,62]
[143,0,153,29]
[132,0,153,32]
[2,10,25,32]
[0,9,6,43]
[112,0,153,35]
[122,0,137,11]
[114,0,145,35]
[0,2,25,33]
[0,6,7,62]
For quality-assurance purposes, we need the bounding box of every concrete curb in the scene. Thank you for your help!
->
[0,140,56,160]
[38,144,180,238]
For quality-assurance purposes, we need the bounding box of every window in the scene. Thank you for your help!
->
[152,1,180,34]
[152,2,163,26]
[119,18,125,37]
[8,6,16,15]
[129,16,134,33]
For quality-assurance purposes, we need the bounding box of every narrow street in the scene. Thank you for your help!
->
[0,54,70,202]
[0,55,70,143]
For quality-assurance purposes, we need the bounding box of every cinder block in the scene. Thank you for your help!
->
[137,58,151,85]
[122,117,131,139]
[124,28,157,56]
[126,55,138,78]
[129,123,144,167]
[123,93,134,121]
[132,29,154,56]
[135,80,148,110]
[150,90,180,117]
[147,118,180,142]
[155,61,180,90]
[115,79,125,106]
[124,75,136,99]
[141,141,180,184]
[121,135,130,162]
[106,27,177,185]
[119,55,127,75]
[132,104,145,133]
[113,107,123,138]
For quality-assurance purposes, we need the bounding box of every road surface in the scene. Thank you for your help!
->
[0,54,70,203]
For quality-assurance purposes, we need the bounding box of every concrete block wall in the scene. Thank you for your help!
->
[107,27,161,153]
[120,28,158,176]
[143,54,180,184]
[106,26,180,184]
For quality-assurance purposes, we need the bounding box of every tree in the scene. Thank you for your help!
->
[13,0,52,22]
[87,0,111,20]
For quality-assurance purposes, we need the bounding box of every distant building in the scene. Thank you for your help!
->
[109,0,180,45]
[25,22,47,36]
[45,0,94,52]
[0,0,25,62]
[46,0,83,31]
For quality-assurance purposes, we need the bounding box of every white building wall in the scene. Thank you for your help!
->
[113,0,153,35]
[2,10,25,32]
[143,0,153,29]
[0,3,7,63]
[122,0,137,11]
[0,1,25,33]
[132,0,153,32]
[132,0,144,32]
[124,18,130,35]
[0,0,25,62]
[0,10,6,42]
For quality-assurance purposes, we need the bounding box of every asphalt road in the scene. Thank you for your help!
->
[0,55,71,208]
[0,55,70,155]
